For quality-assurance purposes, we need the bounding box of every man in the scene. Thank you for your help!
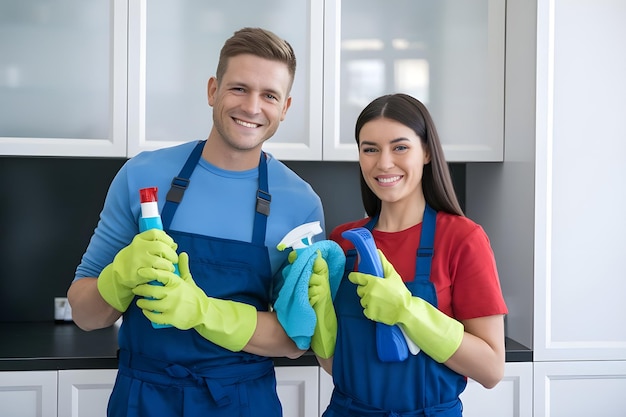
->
[68,27,324,416]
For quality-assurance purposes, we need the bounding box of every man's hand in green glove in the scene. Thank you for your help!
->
[308,251,337,359]
[97,229,178,312]
[348,250,464,363]
[133,252,257,352]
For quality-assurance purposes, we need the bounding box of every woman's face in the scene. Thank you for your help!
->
[358,117,430,208]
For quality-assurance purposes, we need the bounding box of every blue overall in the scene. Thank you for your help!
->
[325,205,466,417]
[108,141,282,417]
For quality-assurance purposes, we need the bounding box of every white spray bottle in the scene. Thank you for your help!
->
[277,221,323,252]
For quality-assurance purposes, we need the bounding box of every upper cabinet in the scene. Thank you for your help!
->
[0,0,128,157]
[127,0,324,159]
[324,0,505,161]
[0,0,505,162]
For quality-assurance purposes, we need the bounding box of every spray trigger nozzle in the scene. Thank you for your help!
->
[277,221,323,251]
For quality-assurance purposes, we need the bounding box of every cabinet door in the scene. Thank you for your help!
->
[0,0,127,157]
[127,0,324,160]
[534,0,626,363]
[318,367,333,416]
[0,371,57,417]
[276,366,319,417]
[323,0,505,162]
[320,362,532,417]
[534,361,626,417]
[460,362,532,417]
[57,369,117,417]
[319,362,533,417]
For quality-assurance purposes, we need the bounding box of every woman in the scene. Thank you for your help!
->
[314,93,508,416]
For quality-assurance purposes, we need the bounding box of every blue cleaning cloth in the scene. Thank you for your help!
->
[274,240,345,350]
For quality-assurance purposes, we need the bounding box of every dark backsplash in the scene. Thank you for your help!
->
[0,156,464,322]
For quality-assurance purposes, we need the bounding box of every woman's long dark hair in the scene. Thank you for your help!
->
[355,93,464,217]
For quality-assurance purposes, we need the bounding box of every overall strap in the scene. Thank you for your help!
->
[343,215,379,276]
[363,216,378,231]
[162,142,270,245]
[416,204,436,279]
[162,140,205,229]
[251,152,270,246]
[344,206,437,282]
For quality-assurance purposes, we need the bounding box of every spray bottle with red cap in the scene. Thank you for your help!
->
[139,187,178,329]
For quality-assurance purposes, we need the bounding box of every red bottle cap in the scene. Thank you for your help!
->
[139,187,158,203]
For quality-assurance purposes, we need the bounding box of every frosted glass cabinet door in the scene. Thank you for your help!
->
[0,0,128,157]
[127,0,323,160]
[323,0,505,161]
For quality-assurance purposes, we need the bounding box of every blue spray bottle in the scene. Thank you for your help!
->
[139,187,178,329]
[342,227,420,362]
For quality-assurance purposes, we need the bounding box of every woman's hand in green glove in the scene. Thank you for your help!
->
[349,249,464,363]
[348,249,411,326]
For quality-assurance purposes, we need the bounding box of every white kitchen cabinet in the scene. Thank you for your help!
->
[319,362,532,417]
[128,0,505,162]
[0,371,57,417]
[0,366,316,417]
[1,0,505,162]
[533,0,626,363]
[322,0,505,162]
[468,0,626,416]
[57,369,117,417]
[461,362,533,417]
[318,367,333,416]
[129,0,505,162]
[126,0,324,160]
[276,366,320,417]
[57,366,321,417]
[0,0,128,157]
[0,0,322,159]
[534,361,626,417]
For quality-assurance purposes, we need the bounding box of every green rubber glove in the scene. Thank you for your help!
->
[308,251,337,359]
[97,229,178,312]
[348,250,464,363]
[133,252,257,352]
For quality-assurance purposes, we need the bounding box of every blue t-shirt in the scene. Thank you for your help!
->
[75,141,325,288]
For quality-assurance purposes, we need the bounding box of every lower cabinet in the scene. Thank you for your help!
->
[56,367,321,417]
[0,371,57,417]
[318,368,333,416]
[533,361,626,417]
[320,362,533,417]
[0,367,320,417]
[57,369,118,417]
[275,366,320,417]
[1,363,536,417]
[461,362,533,417]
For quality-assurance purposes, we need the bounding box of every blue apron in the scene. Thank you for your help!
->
[108,141,282,417]
[325,205,466,416]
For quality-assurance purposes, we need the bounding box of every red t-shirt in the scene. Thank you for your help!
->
[330,212,508,320]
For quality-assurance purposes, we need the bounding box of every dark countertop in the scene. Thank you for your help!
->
[0,321,531,372]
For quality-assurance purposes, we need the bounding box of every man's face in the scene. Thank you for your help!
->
[208,54,292,153]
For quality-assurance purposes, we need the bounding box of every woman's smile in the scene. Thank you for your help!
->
[376,175,403,185]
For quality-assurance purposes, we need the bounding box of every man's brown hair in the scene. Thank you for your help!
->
[216,27,297,91]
